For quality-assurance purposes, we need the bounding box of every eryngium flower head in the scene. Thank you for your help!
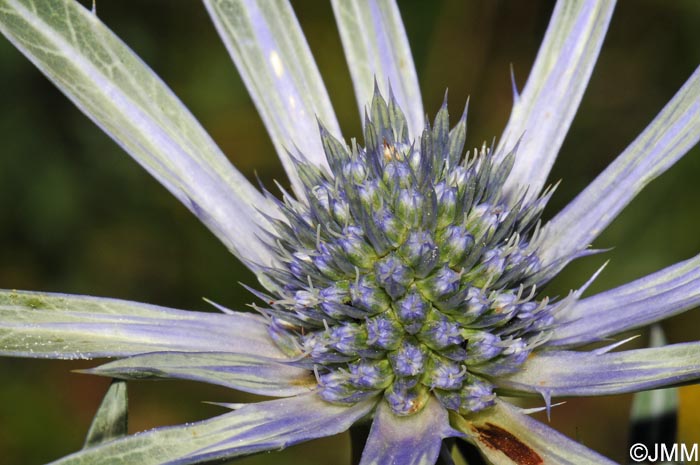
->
[261,89,553,417]
[1,1,699,464]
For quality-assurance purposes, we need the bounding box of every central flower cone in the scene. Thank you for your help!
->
[259,89,555,416]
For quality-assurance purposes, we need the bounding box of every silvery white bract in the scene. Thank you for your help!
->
[1,1,699,464]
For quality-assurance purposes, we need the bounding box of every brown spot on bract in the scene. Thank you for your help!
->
[475,423,543,465]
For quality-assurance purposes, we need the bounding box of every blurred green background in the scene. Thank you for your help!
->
[1,1,699,463]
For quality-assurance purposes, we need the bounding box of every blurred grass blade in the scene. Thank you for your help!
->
[628,325,678,448]
[84,379,128,448]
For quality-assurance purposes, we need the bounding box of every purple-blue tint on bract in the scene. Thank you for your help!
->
[0,0,699,464]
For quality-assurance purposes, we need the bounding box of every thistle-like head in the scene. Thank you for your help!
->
[259,88,555,416]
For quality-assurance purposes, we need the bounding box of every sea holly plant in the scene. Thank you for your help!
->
[0,0,699,464]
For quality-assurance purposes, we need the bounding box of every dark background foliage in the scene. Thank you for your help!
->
[0,1,698,463]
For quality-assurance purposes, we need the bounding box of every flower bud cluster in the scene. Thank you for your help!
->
[260,89,554,416]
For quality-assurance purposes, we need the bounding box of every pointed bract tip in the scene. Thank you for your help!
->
[519,401,566,415]
[202,401,246,410]
[387,80,397,101]
[371,81,389,108]
[72,368,95,375]
[574,260,609,298]
[460,96,470,122]
[373,76,381,93]
[509,63,520,102]
[316,116,331,137]
[509,131,526,157]
[593,335,641,355]
[203,297,235,315]
[538,388,552,421]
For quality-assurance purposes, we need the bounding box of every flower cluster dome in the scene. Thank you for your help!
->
[261,90,556,416]
[1,1,699,464]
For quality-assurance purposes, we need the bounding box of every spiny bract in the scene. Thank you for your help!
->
[257,89,557,416]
